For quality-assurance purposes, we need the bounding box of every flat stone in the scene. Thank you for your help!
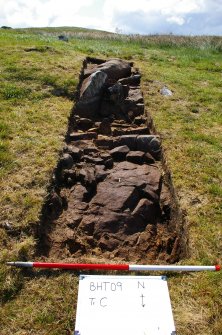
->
[112,126,149,136]
[94,136,113,149]
[69,132,97,141]
[110,145,130,161]
[91,181,139,212]
[110,162,162,194]
[118,74,141,85]
[113,161,138,171]
[88,128,98,133]
[82,155,104,165]
[111,122,132,128]
[126,151,145,164]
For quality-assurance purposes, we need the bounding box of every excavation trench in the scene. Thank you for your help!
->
[36,57,187,263]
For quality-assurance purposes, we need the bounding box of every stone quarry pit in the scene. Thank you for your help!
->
[37,57,187,264]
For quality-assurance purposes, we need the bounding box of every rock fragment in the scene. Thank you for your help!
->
[110,145,130,161]
[126,151,145,164]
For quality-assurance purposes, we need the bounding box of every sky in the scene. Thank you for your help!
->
[0,0,222,35]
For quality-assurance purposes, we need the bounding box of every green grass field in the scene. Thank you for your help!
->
[0,27,221,335]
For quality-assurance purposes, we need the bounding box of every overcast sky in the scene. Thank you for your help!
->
[1,0,222,35]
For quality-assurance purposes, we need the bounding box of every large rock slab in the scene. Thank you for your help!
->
[110,161,162,193]
[80,70,107,100]
[84,59,132,80]
[91,181,140,212]
[76,70,107,117]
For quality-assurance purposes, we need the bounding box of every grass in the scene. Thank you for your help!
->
[0,27,221,335]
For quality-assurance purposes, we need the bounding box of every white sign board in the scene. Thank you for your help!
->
[74,275,176,335]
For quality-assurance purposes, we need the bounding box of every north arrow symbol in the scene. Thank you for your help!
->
[140,294,145,307]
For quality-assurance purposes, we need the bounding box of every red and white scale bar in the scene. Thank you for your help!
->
[7,262,221,272]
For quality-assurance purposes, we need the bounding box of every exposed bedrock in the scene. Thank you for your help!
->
[37,57,186,263]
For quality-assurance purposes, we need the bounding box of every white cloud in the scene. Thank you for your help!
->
[167,16,185,26]
[103,0,222,35]
[103,0,202,16]
[0,0,221,35]
[0,0,95,28]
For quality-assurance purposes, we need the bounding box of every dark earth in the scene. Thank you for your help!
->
[37,57,186,264]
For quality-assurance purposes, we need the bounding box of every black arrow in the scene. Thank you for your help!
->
[140,294,145,307]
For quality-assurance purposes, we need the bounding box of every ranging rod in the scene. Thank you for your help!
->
[6,262,221,272]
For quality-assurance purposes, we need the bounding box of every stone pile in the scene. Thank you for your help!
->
[39,58,184,263]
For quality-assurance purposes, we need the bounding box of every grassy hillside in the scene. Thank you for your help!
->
[0,27,221,335]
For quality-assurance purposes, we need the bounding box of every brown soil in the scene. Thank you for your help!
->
[36,57,187,264]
